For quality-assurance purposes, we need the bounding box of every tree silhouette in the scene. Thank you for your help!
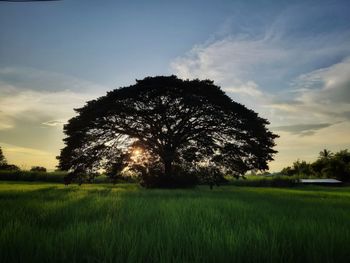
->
[0,147,6,167]
[58,76,278,187]
[319,149,333,159]
[0,146,20,171]
[30,166,47,172]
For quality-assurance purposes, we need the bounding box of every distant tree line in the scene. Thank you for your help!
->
[0,146,46,172]
[0,147,20,171]
[280,149,350,182]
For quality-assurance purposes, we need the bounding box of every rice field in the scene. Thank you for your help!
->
[0,181,350,263]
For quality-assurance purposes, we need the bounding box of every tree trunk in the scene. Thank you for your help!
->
[161,147,175,186]
[164,158,173,177]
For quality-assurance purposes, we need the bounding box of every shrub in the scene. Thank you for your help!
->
[30,166,47,172]
[280,166,295,176]
[0,164,20,171]
[0,170,67,182]
[196,166,228,189]
[229,175,297,187]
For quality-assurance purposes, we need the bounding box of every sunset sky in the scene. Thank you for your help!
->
[0,0,349,171]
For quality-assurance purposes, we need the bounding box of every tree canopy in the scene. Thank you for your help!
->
[58,76,278,187]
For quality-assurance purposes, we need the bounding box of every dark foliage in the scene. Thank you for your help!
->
[229,176,297,187]
[281,160,312,176]
[0,170,66,182]
[280,149,350,182]
[63,168,99,186]
[136,164,199,188]
[0,146,20,171]
[195,166,228,189]
[104,152,130,184]
[0,147,6,167]
[58,76,278,187]
[0,164,20,171]
[30,166,47,172]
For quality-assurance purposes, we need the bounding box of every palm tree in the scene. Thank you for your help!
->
[319,149,333,159]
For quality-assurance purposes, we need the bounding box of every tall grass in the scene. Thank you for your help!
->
[0,182,349,262]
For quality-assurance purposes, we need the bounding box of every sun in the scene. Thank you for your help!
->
[133,148,142,157]
[130,147,144,163]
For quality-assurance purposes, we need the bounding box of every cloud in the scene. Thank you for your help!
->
[270,122,350,171]
[0,122,12,130]
[42,120,65,127]
[170,7,350,171]
[269,58,350,124]
[296,59,350,104]
[0,67,105,92]
[223,81,262,97]
[171,34,289,88]
[272,123,333,136]
[0,67,105,131]
[0,67,106,168]
[0,142,58,170]
[0,89,96,130]
[171,20,350,126]
[171,28,350,90]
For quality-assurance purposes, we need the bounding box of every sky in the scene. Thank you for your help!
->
[0,0,350,171]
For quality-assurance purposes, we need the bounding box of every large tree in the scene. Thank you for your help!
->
[58,76,278,186]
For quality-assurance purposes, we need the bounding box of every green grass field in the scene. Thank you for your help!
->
[1,182,350,263]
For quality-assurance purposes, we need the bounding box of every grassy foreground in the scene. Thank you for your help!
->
[0,182,350,263]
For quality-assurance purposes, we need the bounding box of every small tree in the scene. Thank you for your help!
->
[319,149,333,160]
[280,166,295,176]
[0,146,7,167]
[0,146,20,171]
[292,160,312,175]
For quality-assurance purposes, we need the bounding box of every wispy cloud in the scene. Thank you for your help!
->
[0,142,57,170]
[272,123,333,136]
[0,88,97,130]
[0,67,107,168]
[0,67,105,92]
[170,8,350,170]
[42,120,65,127]
[269,58,350,125]
[223,81,262,97]
[0,67,105,131]
[171,8,350,124]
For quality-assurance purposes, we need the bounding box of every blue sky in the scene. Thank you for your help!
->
[0,0,350,170]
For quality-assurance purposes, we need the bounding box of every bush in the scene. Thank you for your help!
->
[196,166,228,189]
[228,175,297,187]
[280,166,295,176]
[30,166,47,172]
[0,170,67,182]
[0,164,20,171]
